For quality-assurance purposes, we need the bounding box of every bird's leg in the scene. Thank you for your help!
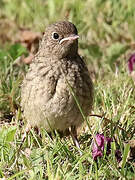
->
[70,126,82,155]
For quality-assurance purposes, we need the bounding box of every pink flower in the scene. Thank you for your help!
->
[92,134,122,162]
[128,53,135,73]
[92,134,112,160]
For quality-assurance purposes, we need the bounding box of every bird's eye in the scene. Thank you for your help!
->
[52,32,59,40]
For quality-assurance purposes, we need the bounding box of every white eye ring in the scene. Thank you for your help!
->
[52,32,59,40]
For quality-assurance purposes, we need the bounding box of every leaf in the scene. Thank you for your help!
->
[5,126,16,142]
[0,49,8,60]
[121,143,130,170]
[22,154,31,168]
[48,0,55,18]
[111,142,116,162]
[107,43,129,63]
[0,128,6,141]
[88,44,103,58]
[8,43,28,60]
[106,42,129,71]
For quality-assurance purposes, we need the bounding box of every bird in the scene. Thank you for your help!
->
[21,21,93,148]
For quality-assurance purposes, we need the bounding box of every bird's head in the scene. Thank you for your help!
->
[39,21,79,59]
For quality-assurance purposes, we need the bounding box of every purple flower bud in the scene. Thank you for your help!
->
[92,134,112,160]
[92,134,122,162]
[128,53,135,73]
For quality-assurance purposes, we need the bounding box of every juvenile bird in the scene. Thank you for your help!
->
[21,21,93,144]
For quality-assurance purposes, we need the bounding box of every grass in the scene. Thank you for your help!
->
[0,0,135,179]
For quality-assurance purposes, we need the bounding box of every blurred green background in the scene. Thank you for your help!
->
[1,0,135,74]
[0,0,135,179]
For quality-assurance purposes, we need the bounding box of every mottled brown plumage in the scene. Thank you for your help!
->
[21,21,93,134]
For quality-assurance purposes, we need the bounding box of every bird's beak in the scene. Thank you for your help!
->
[59,35,79,44]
